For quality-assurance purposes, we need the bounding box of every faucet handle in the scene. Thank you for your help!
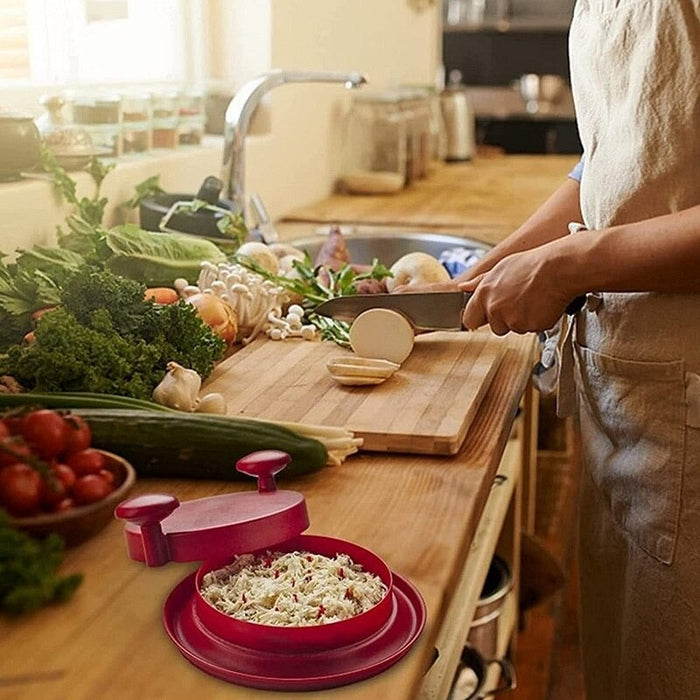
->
[249,192,279,244]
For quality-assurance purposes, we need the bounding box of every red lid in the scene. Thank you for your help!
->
[114,450,310,566]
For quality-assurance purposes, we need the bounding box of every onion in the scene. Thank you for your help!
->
[186,293,238,345]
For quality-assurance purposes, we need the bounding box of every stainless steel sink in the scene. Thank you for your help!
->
[288,226,492,266]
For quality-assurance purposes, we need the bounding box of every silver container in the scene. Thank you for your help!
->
[467,556,512,659]
[440,70,475,162]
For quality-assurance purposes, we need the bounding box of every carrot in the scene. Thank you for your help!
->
[144,287,179,305]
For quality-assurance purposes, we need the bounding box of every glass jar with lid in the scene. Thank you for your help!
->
[121,92,151,154]
[341,90,407,195]
[178,89,205,146]
[151,91,179,149]
[71,93,122,157]
[35,95,96,170]
[397,88,432,182]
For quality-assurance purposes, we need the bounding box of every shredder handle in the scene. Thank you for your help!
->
[114,494,180,566]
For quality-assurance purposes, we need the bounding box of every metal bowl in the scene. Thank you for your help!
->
[288,228,492,267]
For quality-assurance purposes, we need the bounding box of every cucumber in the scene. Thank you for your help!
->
[69,409,328,481]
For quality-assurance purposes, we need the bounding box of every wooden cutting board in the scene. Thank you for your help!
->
[203,329,507,455]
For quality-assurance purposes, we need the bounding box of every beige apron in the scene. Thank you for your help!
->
[565,1,700,698]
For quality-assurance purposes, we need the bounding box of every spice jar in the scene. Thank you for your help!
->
[341,90,407,195]
[178,90,205,146]
[121,92,151,154]
[151,92,179,149]
[72,93,122,157]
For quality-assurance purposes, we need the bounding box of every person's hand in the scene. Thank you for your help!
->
[458,249,575,336]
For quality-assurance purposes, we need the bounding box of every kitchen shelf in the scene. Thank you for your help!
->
[419,437,521,699]
[443,16,572,33]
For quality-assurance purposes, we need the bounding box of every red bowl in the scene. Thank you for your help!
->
[195,534,394,653]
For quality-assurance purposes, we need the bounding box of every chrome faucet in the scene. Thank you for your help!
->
[221,69,368,219]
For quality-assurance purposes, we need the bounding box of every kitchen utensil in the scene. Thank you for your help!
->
[202,332,506,455]
[440,70,475,162]
[11,450,135,546]
[115,450,426,690]
[0,113,42,181]
[139,175,237,239]
[315,290,471,331]
[164,567,424,691]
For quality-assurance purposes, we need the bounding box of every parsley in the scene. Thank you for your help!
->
[0,510,82,615]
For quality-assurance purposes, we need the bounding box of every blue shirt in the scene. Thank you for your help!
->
[569,158,584,182]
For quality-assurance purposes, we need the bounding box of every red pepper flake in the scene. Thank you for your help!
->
[316,605,325,619]
[293,593,298,602]
[338,568,346,579]
[242,593,247,603]
[274,569,280,579]
[306,554,313,562]
[344,588,354,600]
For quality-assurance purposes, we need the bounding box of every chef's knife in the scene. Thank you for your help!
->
[315,291,589,332]
[314,291,472,331]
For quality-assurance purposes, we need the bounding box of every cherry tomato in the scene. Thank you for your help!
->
[98,468,115,486]
[20,409,69,460]
[0,463,42,516]
[72,474,114,505]
[40,473,69,509]
[2,414,24,435]
[62,414,92,455]
[52,497,75,512]
[0,437,33,468]
[51,463,77,490]
[66,448,106,476]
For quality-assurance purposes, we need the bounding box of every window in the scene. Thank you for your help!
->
[0,0,207,114]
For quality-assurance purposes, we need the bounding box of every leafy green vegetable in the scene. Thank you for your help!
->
[123,174,165,210]
[104,224,227,287]
[0,509,82,615]
[1,268,226,399]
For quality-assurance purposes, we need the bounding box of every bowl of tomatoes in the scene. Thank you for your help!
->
[0,408,136,546]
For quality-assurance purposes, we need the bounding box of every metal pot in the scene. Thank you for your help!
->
[467,556,512,659]
[450,645,516,699]
[0,113,42,181]
[440,70,475,162]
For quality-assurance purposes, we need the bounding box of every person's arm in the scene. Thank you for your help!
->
[458,176,583,283]
[460,203,700,335]
[394,176,583,294]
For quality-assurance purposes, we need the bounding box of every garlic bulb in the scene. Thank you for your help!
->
[152,361,202,412]
[195,392,228,414]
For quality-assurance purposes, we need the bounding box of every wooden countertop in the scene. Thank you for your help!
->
[0,154,551,700]
[0,335,536,700]
[283,153,580,246]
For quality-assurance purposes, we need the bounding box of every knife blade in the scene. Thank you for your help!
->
[314,291,472,331]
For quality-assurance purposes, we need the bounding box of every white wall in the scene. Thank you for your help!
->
[246,0,441,219]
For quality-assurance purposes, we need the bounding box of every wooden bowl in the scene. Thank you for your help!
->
[10,450,136,547]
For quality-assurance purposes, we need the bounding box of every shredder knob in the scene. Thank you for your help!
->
[115,494,180,566]
[236,450,291,492]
